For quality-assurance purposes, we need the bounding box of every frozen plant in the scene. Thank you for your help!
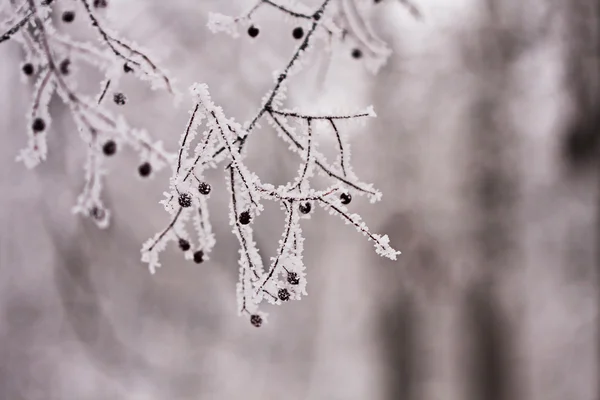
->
[0,0,177,228]
[2,0,417,327]
[142,0,419,327]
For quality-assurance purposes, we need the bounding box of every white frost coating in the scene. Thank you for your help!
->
[207,13,240,37]
[17,70,55,169]
[365,105,377,117]
[193,195,216,255]
[142,229,173,275]
[372,234,400,260]
[72,145,111,229]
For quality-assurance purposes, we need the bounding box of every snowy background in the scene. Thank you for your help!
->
[1,0,599,399]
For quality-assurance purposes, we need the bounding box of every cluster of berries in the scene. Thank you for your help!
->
[246,24,364,59]
[247,25,305,40]
[175,182,212,264]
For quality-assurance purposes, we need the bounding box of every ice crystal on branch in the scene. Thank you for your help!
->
[143,0,409,326]
[1,0,177,228]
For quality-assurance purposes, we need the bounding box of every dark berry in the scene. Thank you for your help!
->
[250,314,262,327]
[32,118,46,133]
[287,272,300,285]
[299,202,311,214]
[90,206,105,220]
[59,59,71,75]
[198,182,211,195]
[178,193,192,208]
[340,192,352,205]
[113,92,126,105]
[62,11,75,23]
[102,140,117,156]
[313,11,322,21]
[292,27,304,40]
[22,63,34,76]
[138,162,152,177]
[193,250,204,264]
[239,211,251,225]
[278,288,290,301]
[178,238,190,251]
[351,48,362,59]
[248,25,259,38]
[123,63,133,73]
[93,0,108,8]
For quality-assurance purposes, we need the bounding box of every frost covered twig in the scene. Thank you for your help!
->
[1,0,177,227]
[143,0,407,327]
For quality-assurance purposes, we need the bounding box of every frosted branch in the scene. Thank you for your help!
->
[2,0,178,226]
[143,0,403,326]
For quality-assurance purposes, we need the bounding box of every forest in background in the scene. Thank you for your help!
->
[0,0,598,399]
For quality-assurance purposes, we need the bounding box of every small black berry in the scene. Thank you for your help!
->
[351,48,362,59]
[113,92,126,105]
[198,182,211,195]
[299,202,312,214]
[340,193,352,205]
[32,118,46,133]
[239,211,251,225]
[292,27,304,40]
[102,140,117,156]
[123,63,133,73]
[178,238,191,251]
[250,314,262,327]
[178,193,192,208]
[278,288,290,301]
[313,11,322,21]
[193,250,204,264]
[138,162,152,177]
[248,25,259,38]
[62,11,75,23]
[22,63,34,76]
[90,206,105,220]
[59,59,71,75]
[287,272,300,285]
[93,0,108,8]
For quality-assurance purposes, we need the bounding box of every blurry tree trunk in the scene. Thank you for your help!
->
[372,0,600,399]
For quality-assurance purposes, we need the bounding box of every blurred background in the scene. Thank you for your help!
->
[1,0,599,399]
